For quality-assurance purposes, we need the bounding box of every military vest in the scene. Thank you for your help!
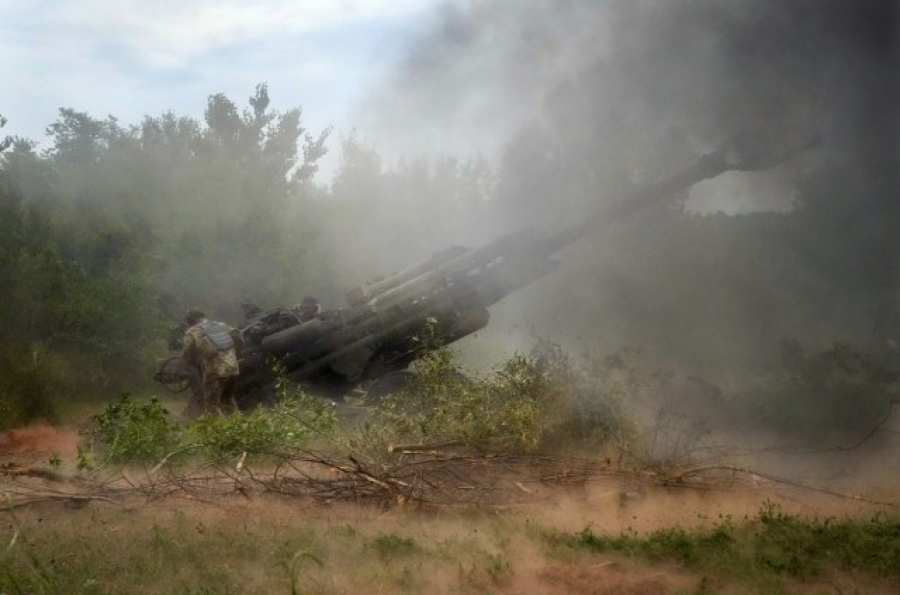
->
[201,321,235,350]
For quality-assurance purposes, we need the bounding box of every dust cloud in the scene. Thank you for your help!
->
[0,422,80,459]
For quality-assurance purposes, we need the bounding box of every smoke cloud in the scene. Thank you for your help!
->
[354,0,899,375]
[366,0,896,164]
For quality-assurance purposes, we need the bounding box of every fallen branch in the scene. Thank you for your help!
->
[1,451,895,510]
[671,464,899,508]
[388,440,463,454]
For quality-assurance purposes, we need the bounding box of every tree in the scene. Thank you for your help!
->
[0,87,335,426]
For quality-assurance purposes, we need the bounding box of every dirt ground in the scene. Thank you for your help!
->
[2,422,899,594]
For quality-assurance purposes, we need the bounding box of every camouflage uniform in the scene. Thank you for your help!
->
[178,358,205,419]
[162,322,205,419]
[182,319,241,415]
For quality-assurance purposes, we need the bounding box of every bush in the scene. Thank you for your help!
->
[84,384,337,466]
[531,341,637,449]
[85,394,179,464]
[364,345,552,454]
[360,328,635,455]
[184,391,336,458]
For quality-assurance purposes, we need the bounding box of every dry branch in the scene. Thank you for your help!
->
[2,451,894,511]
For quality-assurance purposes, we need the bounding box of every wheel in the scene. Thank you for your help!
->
[152,357,195,394]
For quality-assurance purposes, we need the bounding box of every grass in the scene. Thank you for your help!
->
[3,496,898,594]
[365,532,422,558]
[5,341,899,594]
[0,501,527,595]
[553,501,900,590]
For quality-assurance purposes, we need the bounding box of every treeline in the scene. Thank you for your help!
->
[0,87,494,426]
[1,83,897,430]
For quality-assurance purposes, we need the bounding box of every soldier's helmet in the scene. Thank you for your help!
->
[185,309,205,326]
[296,295,321,321]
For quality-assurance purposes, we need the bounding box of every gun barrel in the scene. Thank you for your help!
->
[541,151,729,254]
[361,150,738,316]
[542,135,818,255]
[221,133,818,405]
[359,246,468,304]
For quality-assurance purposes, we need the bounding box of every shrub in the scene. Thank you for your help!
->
[360,328,635,455]
[84,382,337,465]
[85,394,179,464]
[184,391,336,458]
[365,346,554,454]
[531,341,637,450]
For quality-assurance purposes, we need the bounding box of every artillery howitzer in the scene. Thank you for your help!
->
[156,134,816,406]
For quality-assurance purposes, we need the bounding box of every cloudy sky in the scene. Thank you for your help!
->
[0,0,458,165]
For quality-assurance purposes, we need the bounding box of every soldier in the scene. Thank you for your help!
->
[240,300,264,323]
[294,295,322,322]
[157,320,205,419]
[181,309,241,415]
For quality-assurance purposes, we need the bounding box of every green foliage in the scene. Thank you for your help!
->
[752,500,900,579]
[361,327,634,455]
[288,549,324,595]
[75,445,92,472]
[0,505,80,595]
[532,341,638,449]
[571,525,718,566]
[562,502,900,583]
[84,385,336,465]
[1,130,164,414]
[365,344,552,454]
[0,114,9,152]
[183,391,336,458]
[0,85,333,429]
[85,394,180,464]
[1,537,72,595]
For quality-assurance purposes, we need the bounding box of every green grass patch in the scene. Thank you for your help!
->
[364,533,422,558]
[559,501,900,582]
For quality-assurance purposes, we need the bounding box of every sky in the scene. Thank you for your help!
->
[2,1,892,200]
[0,0,459,174]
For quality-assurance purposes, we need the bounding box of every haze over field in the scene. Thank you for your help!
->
[0,0,898,445]
[3,7,900,594]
